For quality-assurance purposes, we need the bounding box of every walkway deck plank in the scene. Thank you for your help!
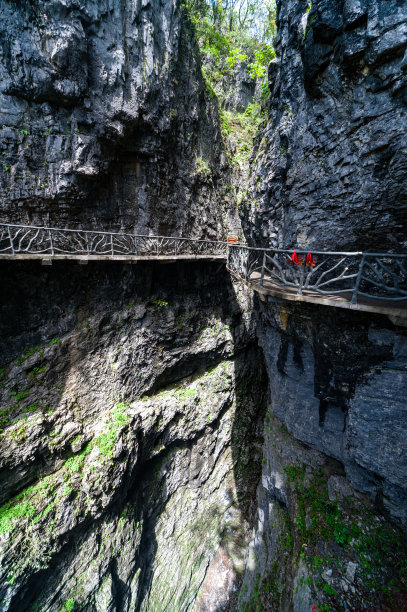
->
[229,270,407,321]
[0,254,227,262]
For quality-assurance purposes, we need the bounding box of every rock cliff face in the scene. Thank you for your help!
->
[0,0,231,237]
[1,0,407,610]
[244,0,407,251]
[0,2,256,609]
[221,62,258,113]
[239,301,407,610]
[237,1,407,609]
[0,261,266,610]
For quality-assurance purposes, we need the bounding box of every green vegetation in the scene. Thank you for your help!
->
[283,462,407,604]
[94,402,130,459]
[183,0,276,105]
[28,364,48,379]
[283,464,355,547]
[263,561,280,608]
[21,403,41,414]
[61,598,75,612]
[321,583,337,596]
[150,299,169,309]
[195,156,211,176]
[13,390,29,402]
[0,496,36,535]
[16,337,61,365]
[17,345,43,365]
[0,408,9,428]
[9,422,29,442]
[0,395,43,432]
[64,444,93,473]
[303,1,314,40]
[222,103,264,168]
[175,388,196,400]
[176,310,196,331]
[0,474,55,535]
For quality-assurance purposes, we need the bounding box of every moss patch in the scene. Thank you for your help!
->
[284,462,407,610]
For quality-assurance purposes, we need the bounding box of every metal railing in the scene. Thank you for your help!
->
[2,224,406,305]
[227,245,407,304]
[0,224,226,258]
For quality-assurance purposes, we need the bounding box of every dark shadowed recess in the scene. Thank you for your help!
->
[0,260,268,611]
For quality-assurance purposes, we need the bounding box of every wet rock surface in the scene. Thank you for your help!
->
[243,0,407,251]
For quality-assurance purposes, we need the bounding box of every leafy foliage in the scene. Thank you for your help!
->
[184,0,276,104]
[222,103,264,168]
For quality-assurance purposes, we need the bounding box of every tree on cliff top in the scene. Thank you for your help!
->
[184,0,277,103]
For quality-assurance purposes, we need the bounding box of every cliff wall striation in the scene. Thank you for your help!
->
[0,0,231,237]
[238,1,407,609]
[243,0,407,251]
[0,261,266,611]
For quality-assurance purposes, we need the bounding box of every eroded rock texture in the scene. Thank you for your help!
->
[237,4,407,608]
[221,62,258,113]
[1,0,407,610]
[257,301,407,524]
[0,0,232,236]
[239,300,407,611]
[0,261,266,611]
[244,0,407,250]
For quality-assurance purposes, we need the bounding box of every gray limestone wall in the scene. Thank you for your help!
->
[237,1,407,609]
[1,0,407,610]
[238,299,407,611]
[242,0,407,251]
[0,0,232,237]
[0,261,266,611]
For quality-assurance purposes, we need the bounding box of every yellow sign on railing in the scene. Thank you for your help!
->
[226,237,238,252]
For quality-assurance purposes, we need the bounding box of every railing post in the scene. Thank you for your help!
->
[298,262,305,295]
[48,229,54,255]
[244,248,249,281]
[7,225,14,255]
[351,254,365,305]
[260,251,266,288]
[111,233,114,256]
[226,243,230,267]
[85,232,89,256]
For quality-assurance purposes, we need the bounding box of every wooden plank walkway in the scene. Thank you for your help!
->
[0,254,226,264]
[229,270,407,323]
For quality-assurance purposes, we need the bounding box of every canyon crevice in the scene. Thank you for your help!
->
[0,0,407,611]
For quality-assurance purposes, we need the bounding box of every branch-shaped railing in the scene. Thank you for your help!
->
[0,224,226,257]
[2,225,406,306]
[227,245,407,304]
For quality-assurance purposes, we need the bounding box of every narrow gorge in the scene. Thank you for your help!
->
[0,1,406,611]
